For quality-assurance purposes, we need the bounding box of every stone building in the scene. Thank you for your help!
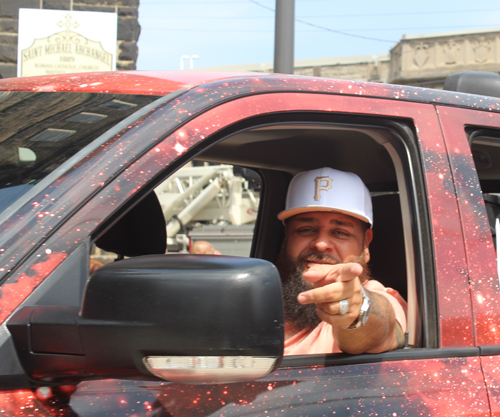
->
[200,27,500,89]
[0,3,499,89]
[0,0,139,78]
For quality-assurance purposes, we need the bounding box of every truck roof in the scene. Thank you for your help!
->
[0,71,259,95]
[0,70,499,113]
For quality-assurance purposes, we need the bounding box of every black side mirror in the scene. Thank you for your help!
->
[8,255,284,385]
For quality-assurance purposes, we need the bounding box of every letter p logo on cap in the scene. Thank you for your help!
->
[314,176,333,201]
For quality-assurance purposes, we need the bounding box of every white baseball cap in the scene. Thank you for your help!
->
[278,167,373,226]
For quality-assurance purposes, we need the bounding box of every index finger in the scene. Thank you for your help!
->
[303,262,363,287]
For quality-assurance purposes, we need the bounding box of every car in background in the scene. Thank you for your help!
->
[1,70,500,415]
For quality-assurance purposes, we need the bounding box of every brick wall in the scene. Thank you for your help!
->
[0,0,139,78]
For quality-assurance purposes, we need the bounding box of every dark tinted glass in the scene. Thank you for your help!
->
[0,91,160,213]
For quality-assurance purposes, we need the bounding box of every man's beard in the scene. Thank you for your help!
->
[276,246,371,332]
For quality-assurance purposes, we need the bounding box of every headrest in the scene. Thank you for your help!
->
[95,192,167,257]
[370,193,406,297]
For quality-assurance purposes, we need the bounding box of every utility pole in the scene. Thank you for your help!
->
[273,0,295,74]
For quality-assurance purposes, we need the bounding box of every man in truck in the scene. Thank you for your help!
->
[277,167,407,355]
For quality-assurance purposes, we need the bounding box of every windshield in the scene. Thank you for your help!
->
[0,91,160,214]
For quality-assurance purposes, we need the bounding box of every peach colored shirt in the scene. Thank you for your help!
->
[284,280,407,355]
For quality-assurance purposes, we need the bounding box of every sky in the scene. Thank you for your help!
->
[136,0,500,71]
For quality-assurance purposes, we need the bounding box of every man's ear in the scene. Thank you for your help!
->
[363,228,373,263]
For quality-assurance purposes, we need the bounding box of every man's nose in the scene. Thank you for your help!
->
[310,230,334,252]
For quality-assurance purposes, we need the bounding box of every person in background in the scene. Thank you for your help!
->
[190,240,221,255]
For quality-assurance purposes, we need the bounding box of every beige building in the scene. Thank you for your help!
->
[199,27,500,89]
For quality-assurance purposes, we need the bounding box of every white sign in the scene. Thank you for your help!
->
[17,9,117,77]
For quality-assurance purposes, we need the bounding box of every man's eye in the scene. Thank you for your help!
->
[333,230,350,237]
[297,228,315,234]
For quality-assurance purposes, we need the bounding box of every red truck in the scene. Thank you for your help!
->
[0,70,500,415]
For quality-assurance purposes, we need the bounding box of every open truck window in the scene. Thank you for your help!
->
[173,113,429,353]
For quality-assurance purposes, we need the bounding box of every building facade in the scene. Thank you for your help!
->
[0,4,498,88]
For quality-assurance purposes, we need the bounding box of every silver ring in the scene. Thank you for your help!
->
[338,299,349,315]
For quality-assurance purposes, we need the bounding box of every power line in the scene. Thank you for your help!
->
[296,20,396,42]
[247,0,396,43]
[141,8,500,19]
[326,8,500,18]
[139,1,499,41]
[145,24,500,33]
